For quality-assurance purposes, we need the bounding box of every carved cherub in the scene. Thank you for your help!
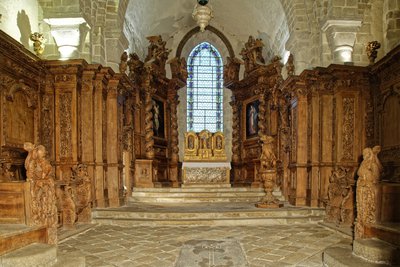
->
[119,51,128,73]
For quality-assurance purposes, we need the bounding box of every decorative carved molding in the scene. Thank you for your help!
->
[240,36,265,77]
[341,97,355,161]
[230,100,241,163]
[185,167,228,183]
[59,93,72,158]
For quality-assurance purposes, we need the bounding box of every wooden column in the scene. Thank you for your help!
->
[310,91,320,207]
[167,81,180,187]
[49,61,83,183]
[231,99,243,186]
[293,89,308,206]
[80,66,97,208]
[93,69,107,207]
[106,75,121,207]
[320,94,334,205]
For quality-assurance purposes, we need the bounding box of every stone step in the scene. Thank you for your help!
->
[0,224,47,255]
[0,243,56,267]
[52,254,86,267]
[92,205,325,226]
[323,246,394,267]
[353,238,400,265]
[366,223,400,246]
[131,187,269,203]
[0,242,86,267]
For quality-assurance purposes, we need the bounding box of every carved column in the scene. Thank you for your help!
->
[309,87,320,207]
[230,99,243,186]
[291,88,309,206]
[48,61,82,185]
[106,75,121,207]
[80,66,97,207]
[256,87,267,137]
[144,85,155,160]
[167,84,180,187]
[93,69,107,207]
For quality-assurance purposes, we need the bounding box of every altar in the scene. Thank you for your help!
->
[182,130,231,188]
[182,162,231,188]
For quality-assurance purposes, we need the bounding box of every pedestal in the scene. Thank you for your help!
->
[256,170,283,208]
[182,162,231,188]
[134,159,155,188]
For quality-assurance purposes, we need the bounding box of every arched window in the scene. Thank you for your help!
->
[187,42,223,133]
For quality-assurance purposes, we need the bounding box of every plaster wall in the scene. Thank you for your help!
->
[0,0,39,51]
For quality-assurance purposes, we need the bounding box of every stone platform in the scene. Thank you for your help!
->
[92,202,325,226]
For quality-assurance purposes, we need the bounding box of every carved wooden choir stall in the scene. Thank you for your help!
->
[1,25,400,256]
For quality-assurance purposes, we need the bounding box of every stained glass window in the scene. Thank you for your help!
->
[187,42,223,132]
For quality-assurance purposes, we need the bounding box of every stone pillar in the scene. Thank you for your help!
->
[322,20,362,64]
[106,76,121,207]
[383,0,400,53]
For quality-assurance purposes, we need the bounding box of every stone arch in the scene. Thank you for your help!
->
[176,26,235,60]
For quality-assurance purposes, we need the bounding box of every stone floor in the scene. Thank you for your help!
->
[58,224,351,267]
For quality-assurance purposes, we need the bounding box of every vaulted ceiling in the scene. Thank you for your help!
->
[122,0,290,61]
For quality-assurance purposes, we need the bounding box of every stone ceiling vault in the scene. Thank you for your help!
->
[122,0,290,62]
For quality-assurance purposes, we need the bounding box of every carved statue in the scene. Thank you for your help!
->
[169,57,188,82]
[240,36,265,76]
[366,41,381,65]
[355,146,383,238]
[119,51,128,73]
[61,185,76,229]
[24,142,57,244]
[145,35,170,75]
[29,32,45,56]
[260,135,277,170]
[224,57,241,83]
[286,54,295,76]
[127,53,143,81]
[325,166,354,225]
[72,164,92,222]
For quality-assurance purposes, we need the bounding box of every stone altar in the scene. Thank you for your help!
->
[182,162,231,188]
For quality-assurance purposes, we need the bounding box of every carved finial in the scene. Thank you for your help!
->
[29,32,45,56]
[119,51,128,73]
[366,41,381,65]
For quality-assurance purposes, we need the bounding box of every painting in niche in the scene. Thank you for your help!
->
[152,98,165,138]
[246,100,259,139]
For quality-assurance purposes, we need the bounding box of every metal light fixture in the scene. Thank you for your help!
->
[192,0,213,32]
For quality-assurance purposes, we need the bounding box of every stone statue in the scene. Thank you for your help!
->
[24,142,58,244]
[355,146,383,238]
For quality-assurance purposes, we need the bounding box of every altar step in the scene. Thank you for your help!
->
[130,187,282,203]
[92,202,325,226]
